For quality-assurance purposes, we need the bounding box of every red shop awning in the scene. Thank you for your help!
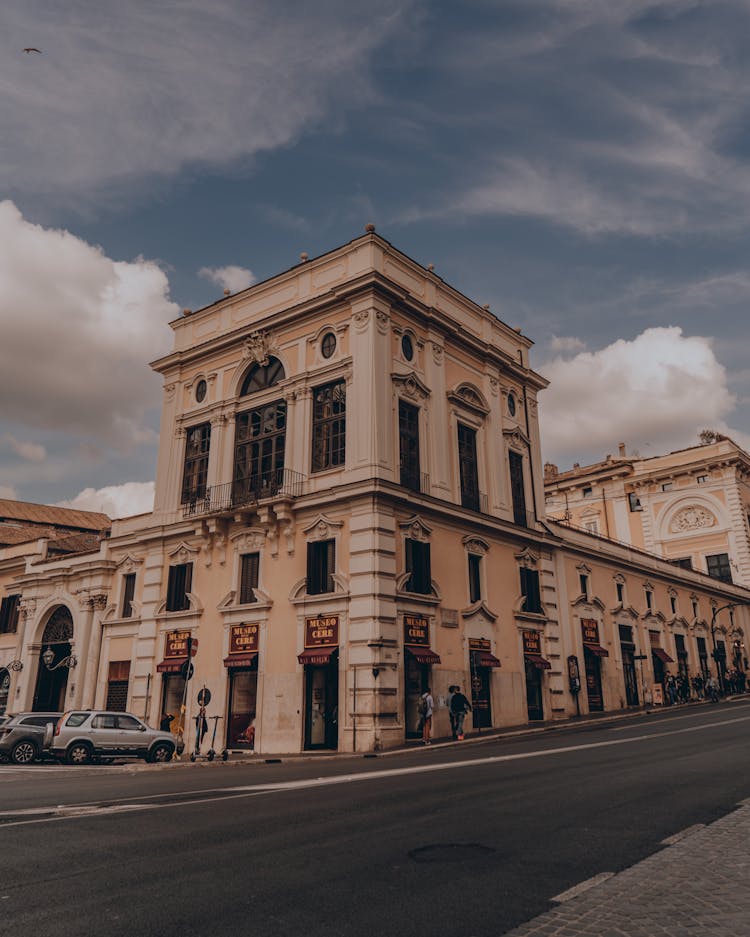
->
[476,651,502,668]
[223,652,258,669]
[583,642,609,658]
[298,647,337,666]
[406,646,441,665]
[156,658,187,674]
[525,653,552,671]
[652,648,674,664]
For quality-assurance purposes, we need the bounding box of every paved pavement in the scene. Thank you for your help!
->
[506,801,750,937]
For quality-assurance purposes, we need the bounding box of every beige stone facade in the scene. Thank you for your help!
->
[1,231,749,752]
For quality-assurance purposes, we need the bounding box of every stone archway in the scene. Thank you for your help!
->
[32,606,73,713]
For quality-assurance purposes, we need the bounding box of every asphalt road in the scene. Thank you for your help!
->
[1,701,749,937]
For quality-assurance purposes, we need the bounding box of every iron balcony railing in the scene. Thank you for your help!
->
[182,468,305,518]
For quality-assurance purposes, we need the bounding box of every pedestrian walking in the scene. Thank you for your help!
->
[447,685,458,739]
[160,711,174,732]
[419,687,434,744]
[450,685,472,740]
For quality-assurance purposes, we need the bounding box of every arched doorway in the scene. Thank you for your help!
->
[33,607,73,712]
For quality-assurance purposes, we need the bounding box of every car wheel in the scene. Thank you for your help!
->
[66,742,93,766]
[11,740,38,765]
[148,742,174,764]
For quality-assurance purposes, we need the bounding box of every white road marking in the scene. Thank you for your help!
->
[1,713,749,828]
[550,872,615,903]
[660,823,705,845]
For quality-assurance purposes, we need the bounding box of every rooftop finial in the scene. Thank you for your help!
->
[300,252,308,262]
[182,308,192,316]
[365,223,376,233]
[223,288,231,296]
[427,263,434,272]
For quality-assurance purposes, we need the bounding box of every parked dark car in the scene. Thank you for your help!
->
[0,712,61,764]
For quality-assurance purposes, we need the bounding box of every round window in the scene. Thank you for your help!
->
[321,332,337,359]
[507,392,516,417]
[401,334,414,361]
[195,379,207,403]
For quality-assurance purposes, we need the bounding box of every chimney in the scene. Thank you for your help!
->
[618,442,626,457]
[544,462,558,479]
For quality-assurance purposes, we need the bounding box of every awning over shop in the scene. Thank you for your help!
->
[524,653,552,671]
[406,646,441,665]
[652,648,674,664]
[156,658,187,674]
[223,652,258,668]
[298,647,337,666]
[583,642,609,658]
[476,651,502,668]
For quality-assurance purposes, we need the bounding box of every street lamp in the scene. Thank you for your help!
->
[41,645,77,670]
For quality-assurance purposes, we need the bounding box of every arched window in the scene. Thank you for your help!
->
[240,357,285,396]
[42,606,73,644]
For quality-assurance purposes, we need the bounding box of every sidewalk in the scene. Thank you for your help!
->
[505,800,750,936]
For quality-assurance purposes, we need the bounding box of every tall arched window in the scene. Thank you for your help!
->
[240,357,285,396]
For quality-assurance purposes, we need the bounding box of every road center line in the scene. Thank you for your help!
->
[2,713,748,828]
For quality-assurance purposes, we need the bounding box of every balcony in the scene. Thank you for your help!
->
[182,468,305,518]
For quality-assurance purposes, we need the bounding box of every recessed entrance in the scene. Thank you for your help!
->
[32,606,73,712]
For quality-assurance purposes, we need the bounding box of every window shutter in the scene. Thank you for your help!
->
[326,539,336,593]
[240,553,260,604]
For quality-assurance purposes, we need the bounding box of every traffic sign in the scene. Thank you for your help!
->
[197,687,211,706]
[181,660,195,680]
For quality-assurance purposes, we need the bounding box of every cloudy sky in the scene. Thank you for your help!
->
[2,0,750,516]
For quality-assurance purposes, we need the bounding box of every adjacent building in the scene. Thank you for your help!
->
[1,230,748,752]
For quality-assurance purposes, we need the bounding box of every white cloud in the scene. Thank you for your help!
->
[58,482,155,520]
[199,265,257,294]
[539,327,737,465]
[0,201,177,446]
[0,486,19,500]
[3,434,46,462]
[0,1,413,201]
[550,336,587,354]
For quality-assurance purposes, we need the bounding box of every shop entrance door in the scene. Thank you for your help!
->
[227,667,258,750]
[524,659,544,721]
[32,642,71,712]
[470,667,492,728]
[161,674,187,736]
[621,643,639,706]
[405,652,428,738]
[304,653,338,750]
[584,649,604,711]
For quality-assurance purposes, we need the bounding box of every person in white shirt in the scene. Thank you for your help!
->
[421,687,434,744]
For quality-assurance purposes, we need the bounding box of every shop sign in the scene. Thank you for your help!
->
[469,638,490,651]
[165,630,191,659]
[581,619,600,645]
[404,615,429,646]
[229,623,260,656]
[305,616,339,648]
[522,630,541,656]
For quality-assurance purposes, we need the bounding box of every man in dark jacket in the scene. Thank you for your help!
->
[450,686,472,740]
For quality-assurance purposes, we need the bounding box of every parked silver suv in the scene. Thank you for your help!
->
[51,710,175,765]
[0,712,61,764]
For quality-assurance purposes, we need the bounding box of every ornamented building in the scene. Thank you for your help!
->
[1,230,749,751]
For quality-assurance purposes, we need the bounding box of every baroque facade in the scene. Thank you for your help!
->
[1,230,749,752]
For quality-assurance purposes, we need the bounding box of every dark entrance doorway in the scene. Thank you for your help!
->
[405,650,429,738]
[304,650,338,750]
[583,649,604,711]
[469,640,497,729]
[32,606,73,712]
[226,661,259,750]
[620,641,639,706]
[524,659,544,721]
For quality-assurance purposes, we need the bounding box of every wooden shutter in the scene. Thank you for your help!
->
[240,553,259,604]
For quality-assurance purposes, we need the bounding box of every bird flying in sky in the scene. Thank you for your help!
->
[22,48,42,54]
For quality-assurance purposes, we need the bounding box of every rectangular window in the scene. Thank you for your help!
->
[628,492,643,512]
[468,554,482,604]
[0,594,20,634]
[706,553,732,583]
[166,563,193,612]
[105,661,131,712]
[239,553,260,605]
[697,475,708,484]
[121,573,136,618]
[696,636,709,676]
[616,582,624,604]
[398,401,421,492]
[458,423,480,511]
[579,574,589,597]
[645,589,653,610]
[584,519,599,534]
[582,486,592,498]
[520,567,542,614]
[181,423,211,504]
[307,540,335,595]
[311,380,346,473]
[674,557,693,570]
[405,539,432,595]
[509,450,528,526]
[670,595,677,615]
[233,402,287,503]
[661,482,673,492]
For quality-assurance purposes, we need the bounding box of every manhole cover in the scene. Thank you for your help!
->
[409,843,496,863]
